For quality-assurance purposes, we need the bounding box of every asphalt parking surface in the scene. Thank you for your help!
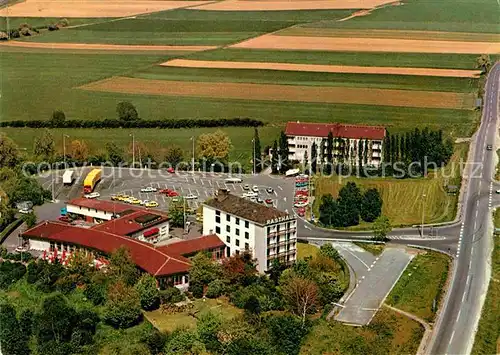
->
[335,247,414,325]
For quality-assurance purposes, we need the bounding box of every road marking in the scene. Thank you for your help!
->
[278,186,283,191]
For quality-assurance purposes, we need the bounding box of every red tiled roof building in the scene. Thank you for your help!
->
[285,122,386,167]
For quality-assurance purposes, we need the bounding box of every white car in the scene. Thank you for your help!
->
[84,192,100,199]
[18,208,33,214]
[141,200,150,206]
[252,186,259,192]
[294,201,309,208]
[243,192,258,198]
[141,187,157,193]
[185,194,198,200]
[15,246,28,253]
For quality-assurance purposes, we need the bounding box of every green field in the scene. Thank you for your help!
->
[472,210,500,354]
[132,65,478,92]
[1,126,281,169]
[189,49,484,70]
[386,251,450,322]
[305,0,500,33]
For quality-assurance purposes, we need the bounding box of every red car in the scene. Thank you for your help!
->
[265,198,273,204]
[295,190,308,196]
[297,207,306,214]
[167,167,175,173]
[58,216,70,222]
[168,190,179,197]
[297,210,305,217]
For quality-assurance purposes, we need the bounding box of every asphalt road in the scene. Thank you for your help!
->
[427,63,500,354]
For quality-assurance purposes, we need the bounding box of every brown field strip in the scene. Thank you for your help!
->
[160,59,481,78]
[0,0,210,17]
[79,76,475,110]
[0,41,216,52]
[191,0,396,11]
[231,34,500,54]
[277,28,500,43]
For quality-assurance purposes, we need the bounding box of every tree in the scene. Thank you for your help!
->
[310,141,317,174]
[266,314,309,355]
[164,329,206,354]
[33,129,55,160]
[103,281,142,329]
[373,215,391,241]
[19,309,34,338]
[35,294,77,345]
[116,101,139,121]
[360,188,382,223]
[221,250,258,286]
[188,252,222,297]
[168,198,185,228]
[197,130,232,163]
[0,303,30,355]
[0,133,21,168]
[278,131,290,173]
[22,211,37,228]
[70,139,89,162]
[280,276,318,326]
[135,274,160,311]
[105,142,123,166]
[165,144,184,168]
[336,182,362,227]
[303,150,309,174]
[253,128,262,173]
[108,246,138,286]
[243,295,261,317]
[318,194,338,227]
[51,110,66,125]
[267,258,285,286]
[326,132,333,165]
[319,243,340,262]
[197,312,222,352]
[271,140,279,174]
[476,54,491,73]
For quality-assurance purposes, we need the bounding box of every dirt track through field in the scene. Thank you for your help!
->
[191,0,396,11]
[160,59,482,78]
[232,34,500,54]
[79,76,475,110]
[0,41,216,52]
[0,0,210,17]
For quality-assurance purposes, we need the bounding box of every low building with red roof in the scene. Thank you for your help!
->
[22,220,225,289]
[285,121,386,167]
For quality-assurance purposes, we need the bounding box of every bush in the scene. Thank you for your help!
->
[206,280,225,298]
[48,25,59,31]
[0,261,27,289]
[0,31,7,40]
[159,286,184,304]
[9,30,20,38]
[20,27,32,36]
[57,18,69,27]
[189,282,204,299]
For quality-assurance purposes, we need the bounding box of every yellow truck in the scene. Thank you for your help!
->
[83,169,102,194]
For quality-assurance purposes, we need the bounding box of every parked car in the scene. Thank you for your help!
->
[243,192,258,198]
[297,207,306,214]
[266,187,274,194]
[243,184,250,190]
[295,190,308,196]
[58,215,70,222]
[15,246,28,253]
[265,198,273,204]
[19,208,33,214]
[252,186,259,192]
[130,198,142,205]
[167,167,175,173]
[297,210,305,217]
[487,144,493,150]
[141,187,157,193]
[145,201,159,208]
[159,189,170,194]
[140,200,150,206]
[294,201,308,208]
[168,191,179,197]
[185,194,198,200]
[257,197,263,203]
[172,197,180,203]
[84,192,100,199]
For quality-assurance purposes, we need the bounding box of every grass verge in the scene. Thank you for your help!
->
[386,250,450,323]
[144,297,241,333]
[297,242,319,259]
[300,308,424,355]
[314,143,468,227]
[353,242,385,256]
[471,210,500,354]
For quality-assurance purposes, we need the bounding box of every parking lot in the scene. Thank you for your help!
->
[38,168,297,216]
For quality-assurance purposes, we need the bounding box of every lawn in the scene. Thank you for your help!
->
[305,0,500,33]
[314,143,468,227]
[300,308,424,355]
[353,242,385,256]
[296,242,319,259]
[144,297,241,333]
[189,49,488,70]
[386,251,450,322]
[471,210,500,354]
[132,65,478,92]
[2,126,281,170]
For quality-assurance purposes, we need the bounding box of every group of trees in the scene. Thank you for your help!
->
[382,127,454,176]
[0,246,182,355]
[319,182,383,228]
[179,245,347,354]
[271,131,291,174]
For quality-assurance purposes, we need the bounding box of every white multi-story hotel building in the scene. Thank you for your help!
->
[203,189,297,273]
[285,122,386,167]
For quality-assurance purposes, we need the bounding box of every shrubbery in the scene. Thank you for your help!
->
[0,117,264,129]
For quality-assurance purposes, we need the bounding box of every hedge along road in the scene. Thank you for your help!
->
[79,76,476,110]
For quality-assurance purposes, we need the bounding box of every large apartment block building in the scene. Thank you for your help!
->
[285,122,386,167]
[203,189,297,273]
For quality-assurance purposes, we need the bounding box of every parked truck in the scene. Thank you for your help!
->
[83,169,101,194]
[63,170,74,185]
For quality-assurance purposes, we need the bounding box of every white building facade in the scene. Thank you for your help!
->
[285,122,386,167]
[203,190,297,273]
